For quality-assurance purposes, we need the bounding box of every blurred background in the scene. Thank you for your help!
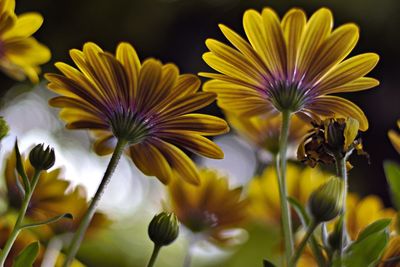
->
[0,0,399,266]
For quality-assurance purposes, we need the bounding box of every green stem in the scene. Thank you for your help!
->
[62,139,127,267]
[277,110,294,265]
[310,235,326,267]
[334,155,348,258]
[0,169,41,267]
[147,245,161,267]
[290,221,318,266]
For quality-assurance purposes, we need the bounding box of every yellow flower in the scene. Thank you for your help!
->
[227,113,310,155]
[46,42,229,185]
[247,163,329,225]
[346,194,396,240]
[201,7,379,131]
[168,168,248,245]
[0,0,50,82]
[388,119,400,154]
[4,149,109,240]
[379,236,400,267]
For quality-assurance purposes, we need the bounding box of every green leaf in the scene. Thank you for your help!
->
[263,259,276,267]
[384,161,400,209]
[335,221,389,267]
[13,241,39,267]
[355,218,391,244]
[14,140,30,193]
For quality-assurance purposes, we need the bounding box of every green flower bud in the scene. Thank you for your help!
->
[29,144,55,171]
[148,212,179,247]
[308,177,344,223]
[0,117,9,141]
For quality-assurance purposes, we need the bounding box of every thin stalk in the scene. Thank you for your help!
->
[277,110,294,265]
[63,139,127,267]
[0,169,41,266]
[310,235,326,267]
[147,245,161,267]
[334,155,348,258]
[290,221,318,266]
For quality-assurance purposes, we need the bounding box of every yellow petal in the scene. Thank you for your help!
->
[316,53,379,94]
[116,42,141,102]
[306,23,359,85]
[218,24,270,79]
[159,114,229,136]
[205,39,266,81]
[344,117,360,150]
[308,96,368,131]
[281,8,306,80]
[129,141,172,184]
[154,139,200,185]
[93,134,116,156]
[260,8,287,77]
[2,12,43,40]
[296,8,332,80]
[160,131,224,159]
[136,58,162,111]
[323,77,379,94]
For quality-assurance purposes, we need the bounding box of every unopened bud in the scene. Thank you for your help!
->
[148,212,179,247]
[29,144,55,171]
[308,177,344,223]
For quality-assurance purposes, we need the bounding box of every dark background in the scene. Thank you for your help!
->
[4,0,400,204]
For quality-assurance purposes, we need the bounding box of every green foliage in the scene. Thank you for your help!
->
[288,197,310,225]
[384,160,400,209]
[334,219,390,267]
[12,241,39,267]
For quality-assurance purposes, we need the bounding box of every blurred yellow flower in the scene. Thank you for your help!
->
[168,168,248,245]
[46,42,229,185]
[0,0,50,82]
[346,194,396,240]
[227,113,310,155]
[4,149,109,240]
[201,7,379,131]
[379,236,400,267]
[388,119,400,154]
[247,163,329,225]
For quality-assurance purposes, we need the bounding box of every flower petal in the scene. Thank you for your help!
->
[136,58,162,111]
[129,141,172,184]
[307,23,359,86]
[158,114,229,136]
[296,8,333,80]
[93,133,116,156]
[388,130,400,154]
[322,77,379,94]
[281,8,306,80]
[344,117,360,150]
[315,53,379,94]
[160,131,224,159]
[307,96,368,131]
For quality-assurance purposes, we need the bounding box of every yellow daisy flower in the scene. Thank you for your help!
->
[168,168,248,245]
[388,119,400,154]
[0,0,50,82]
[201,7,379,131]
[227,113,310,155]
[45,42,229,185]
[4,150,109,240]
[247,163,329,225]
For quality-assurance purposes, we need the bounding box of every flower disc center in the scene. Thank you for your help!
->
[267,81,310,112]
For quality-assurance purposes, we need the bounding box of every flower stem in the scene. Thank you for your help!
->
[334,155,348,258]
[147,245,161,267]
[290,221,318,266]
[62,139,127,267]
[0,169,41,267]
[277,110,294,265]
